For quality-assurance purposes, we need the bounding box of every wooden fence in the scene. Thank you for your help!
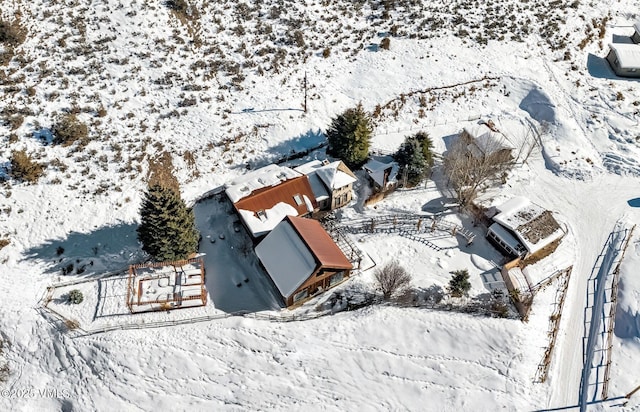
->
[534,266,573,383]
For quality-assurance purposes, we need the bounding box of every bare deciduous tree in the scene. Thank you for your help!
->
[443,129,514,207]
[374,261,412,300]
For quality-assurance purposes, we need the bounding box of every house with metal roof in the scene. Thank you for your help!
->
[294,159,358,211]
[225,164,318,238]
[255,216,352,307]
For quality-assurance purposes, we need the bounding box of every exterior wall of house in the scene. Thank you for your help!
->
[317,198,330,210]
[285,266,351,307]
[632,31,640,44]
[330,183,354,210]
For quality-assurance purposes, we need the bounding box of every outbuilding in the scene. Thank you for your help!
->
[606,43,640,78]
[487,197,564,259]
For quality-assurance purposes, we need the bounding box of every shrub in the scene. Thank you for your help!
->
[374,261,412,300]
[326,103,373,169]
[52,114,88,146]
[64,319,80,330]
[10,150,44,183]
[322,47,331,58]
[67,289,84,304]
[489,289,509,318]
[0,19,26,47]
[165,0,187,13]
[380,37,391,50]
[0,338,9,383]
[0,239,9,250]
[448,269,471,297]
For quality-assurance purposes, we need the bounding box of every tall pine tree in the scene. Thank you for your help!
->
[326,103,373,169]
[394,131,434,187]
[137,184,200,262]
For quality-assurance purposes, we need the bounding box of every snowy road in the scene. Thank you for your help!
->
[511,166,640,410]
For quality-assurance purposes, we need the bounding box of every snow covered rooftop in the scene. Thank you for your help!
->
[295,160,358,191]
[492,197,564,255]
[364,159,399,188]
[305,172,330,202]
[231,174,318,237]
[255,216,351,299]
[225,164,302,203]
[238,202,299,238]
[463,125,515,158]
[608,43,640,69]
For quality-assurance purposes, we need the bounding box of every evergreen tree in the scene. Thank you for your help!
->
[394,131,434,187]
[448,269,471,297]
[137,184,200,262]
[326,103,373,169]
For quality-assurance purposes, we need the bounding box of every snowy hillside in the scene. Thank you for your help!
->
[1,0,640,410]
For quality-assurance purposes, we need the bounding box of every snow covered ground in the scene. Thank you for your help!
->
[1,0,640,410]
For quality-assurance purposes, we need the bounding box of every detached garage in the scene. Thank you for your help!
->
[606,43,640,78]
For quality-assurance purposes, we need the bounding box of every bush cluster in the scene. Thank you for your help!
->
[67,289,84,304]
[52,114,88,146]
[10,150,44,183]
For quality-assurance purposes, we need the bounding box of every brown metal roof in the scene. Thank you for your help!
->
[287,216,352,270]
[234,175,317,216]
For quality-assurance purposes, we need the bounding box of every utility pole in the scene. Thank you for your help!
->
[303,71,308,113]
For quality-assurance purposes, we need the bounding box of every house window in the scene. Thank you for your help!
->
[293,289,308,303]
[293,194,303,206]
[256,210,267,222]
[329,271,344,286]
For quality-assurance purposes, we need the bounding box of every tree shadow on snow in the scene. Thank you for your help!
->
[262,129,327,165]
[21,223,143,278]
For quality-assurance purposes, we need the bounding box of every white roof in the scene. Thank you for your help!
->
[463,126,514,158]
[225,164,301,203]
[492,197,563,255]
[493,197,532,229]
[317,161,357,189]
[238,202,298,238]
[364,159,399,187]
[294,159,323,174]
[303,171,330,201]
[609,43,640,69]
[255,219,317,298]
[295,160,357,190]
